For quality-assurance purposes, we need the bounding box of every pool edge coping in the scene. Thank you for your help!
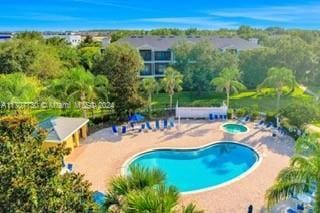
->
[120,140,263,195]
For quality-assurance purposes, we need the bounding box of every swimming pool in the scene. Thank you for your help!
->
[124,142,260,193]
[222,123,249,134]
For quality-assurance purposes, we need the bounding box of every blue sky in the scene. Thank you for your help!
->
[0,0,319,31]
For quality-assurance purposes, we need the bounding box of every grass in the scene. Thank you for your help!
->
[152,87,315,113]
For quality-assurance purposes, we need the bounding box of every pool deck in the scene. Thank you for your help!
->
[66,120,294,212]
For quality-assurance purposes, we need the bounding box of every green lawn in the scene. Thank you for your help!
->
[152,87,315,113]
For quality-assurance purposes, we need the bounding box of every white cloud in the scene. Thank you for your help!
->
[209,3,320,23]
[136,17,238,29]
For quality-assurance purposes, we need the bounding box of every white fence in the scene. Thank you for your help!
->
[175,106,228,119]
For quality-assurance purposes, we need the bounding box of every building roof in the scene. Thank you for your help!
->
[39,117,89,143]
[118,35,260,51]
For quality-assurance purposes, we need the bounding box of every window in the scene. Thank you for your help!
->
[139,50,152,61]
[155,51,171,61]
[140,63,152,76]
[155,63,168,75]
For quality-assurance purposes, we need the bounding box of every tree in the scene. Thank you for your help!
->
[93,43,144,120]
[0,73,42,102]
[0,114,96,212]
[258,67,296,110]
[161,67,183,108]
[141,78,158,116]
[79,46,101,70]
[49,67,109,117]
[0,39,63,79]
[211,67,246,107]
[172,40,215,92]
[280,102,320,129]
[105,165,202,213]
[265,135,320,211]
[239,48,277,88]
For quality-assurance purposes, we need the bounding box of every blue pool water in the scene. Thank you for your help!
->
[128,142,259,192]
[223,123,248,134]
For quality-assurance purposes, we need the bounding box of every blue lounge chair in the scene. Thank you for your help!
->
[163,119,168,129]
[214,114,218,120]
[67,163,73,172]
[286,208,298,213]
[223,114,227,120]
[155,120,160,130]
[209,113,214,120]
[112,125,118,135]
[139,123,146,132]
[130,122,135,130]
[146,121,152,130]
[169,119,174,128]
[219,114,223,120]
[121,126,127,134]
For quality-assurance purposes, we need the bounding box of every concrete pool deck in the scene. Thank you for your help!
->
[66,120,294,212]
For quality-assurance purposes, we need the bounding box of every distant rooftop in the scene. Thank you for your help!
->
[118,35,260,51]
[39,117,89,142]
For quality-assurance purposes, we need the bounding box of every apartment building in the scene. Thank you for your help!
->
[119,35,260,77]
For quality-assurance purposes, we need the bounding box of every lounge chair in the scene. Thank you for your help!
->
[285,208,298,213]
[130,122,135,130]
[223,114,227,120]
[255,120,264,126]
[155,120,160,131]
[146,121,152,130]
[112,125,118,135]
[121,126,127,134]
[67,163,73,172]
[214,114,218,120]
[219,114,223,120]
[169,119,174,128]
[209,113,214,120]
[139,123,146,132]
[163,119,168,130]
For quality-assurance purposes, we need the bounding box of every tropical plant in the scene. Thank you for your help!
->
[265,135,320,210]
[141,78,159,116]
[105,165,202,213]
[211,67,246,107]
[161,67,183,108]
[49,67,109,117]
[258,67,296,110]
[0,114,96,212]
[0,72,42,102]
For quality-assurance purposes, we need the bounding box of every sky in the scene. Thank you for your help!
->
[0,0,320,31]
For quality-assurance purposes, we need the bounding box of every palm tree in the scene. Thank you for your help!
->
[211,67,246,107]
[141,78,158,117]
[258,67,296,110]
[161,67,183,108]
[265,135,320,210]
[105,165,202,213]
[50,67,109,117]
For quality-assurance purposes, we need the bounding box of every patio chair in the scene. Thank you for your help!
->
[219,114,223,120]
[139,123,146,133]
[169,118,174,128]
[112,125,118,135]
[163,119,168,130]
[209,113,214,120]
[214,114,218,120]
[121,126,127,134]
[285,208,298,213]
[155,120,160,131]
[223,114,227,120]
[67,163,73,172]
[130,122,135,130]
[146,121,152,130]
[255,120,264,127]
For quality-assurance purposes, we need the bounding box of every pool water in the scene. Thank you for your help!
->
[223,123,248,134]
[128,142,259,193]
